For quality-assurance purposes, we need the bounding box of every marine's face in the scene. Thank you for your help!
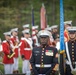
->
[12,31,18,36]
[24,33,30,38]
[5,35,11,40]
[52,28,58,33]
[40,36,49,45]
[69,32,76,39]
[64,24,71,29]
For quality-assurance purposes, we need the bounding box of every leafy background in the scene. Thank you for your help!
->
[0,0,76,40]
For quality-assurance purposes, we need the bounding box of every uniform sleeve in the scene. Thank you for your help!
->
[2,43,10,55]
[46,48,58,75]
[30,49,38,75]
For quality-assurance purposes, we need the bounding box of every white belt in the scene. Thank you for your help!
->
[24,48,31,50]
[35,64,51,68]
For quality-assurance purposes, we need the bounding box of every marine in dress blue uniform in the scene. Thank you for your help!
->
[30,30,58,75]
[65,27,76,75]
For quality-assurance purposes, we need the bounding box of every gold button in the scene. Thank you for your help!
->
[72,55,74,57]
[41,56,43,58]
[72,49,74,51]
[72,58,74,60]
[72,52,74,54]
[42,53,44,55]
[41,63,43,65]
[41,59,43,61]
[42,51,44,52]
[72,46,74,48]
[42,48,44,50]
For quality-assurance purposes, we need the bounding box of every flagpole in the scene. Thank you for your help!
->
[31,5,34,26]
[60,0,65,75]
[40,3,47,30]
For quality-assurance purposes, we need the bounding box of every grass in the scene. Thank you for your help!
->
[18,57,23,73]
[0,57,4,74]
[0,57,23,74]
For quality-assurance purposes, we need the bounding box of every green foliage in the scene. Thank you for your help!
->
[0,58,4,74]
[0,0,76,39]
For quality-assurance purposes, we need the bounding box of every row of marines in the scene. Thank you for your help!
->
[0,20,76,75]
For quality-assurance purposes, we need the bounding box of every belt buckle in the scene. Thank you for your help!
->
[40,64,44,68]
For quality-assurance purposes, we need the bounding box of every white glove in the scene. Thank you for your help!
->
[71,69,76,75]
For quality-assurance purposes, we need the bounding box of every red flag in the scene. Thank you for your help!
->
[40,4,47,30]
